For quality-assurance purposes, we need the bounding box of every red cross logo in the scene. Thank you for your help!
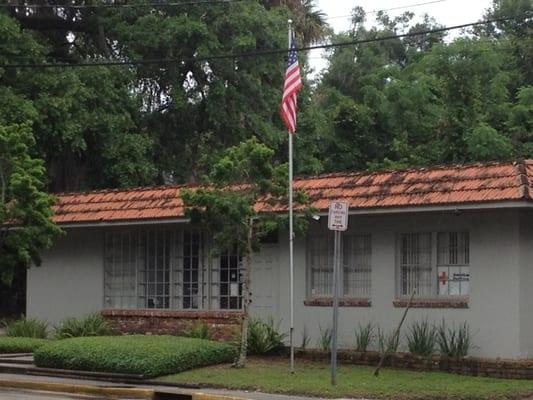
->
[439,271,448,286]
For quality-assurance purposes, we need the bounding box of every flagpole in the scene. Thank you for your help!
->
[287,18,295,375]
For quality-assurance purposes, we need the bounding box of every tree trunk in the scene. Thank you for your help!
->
[235,220,253,368]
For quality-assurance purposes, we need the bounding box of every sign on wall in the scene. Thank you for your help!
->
[328,201,349,231]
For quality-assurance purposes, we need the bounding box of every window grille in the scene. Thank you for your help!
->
[308,233,372,297]
[182,231,202,309]
[343,234,372,297]
[139,230,171,309]
[437,232,470,296]
[104,231,137,309]
[210,245,244,310]
[308,235,333,296]
[399,233,433,297]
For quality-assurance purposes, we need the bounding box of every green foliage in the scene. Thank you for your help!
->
[54,313,112,339]
[34,335,238,378]
[0,337,49,353]
[184,322,212,340]
[5,318,48,339]
[354,322,374,352]
[465,123,513,161]
[437,321,472,359]
[0,123,62,284]
[182,137,305,254]
[300,325,311,350]
[317,325,332,351]
[378,328,400,355]
[247,317,286,355]
[406,319,437,357]
[0,14,155,191]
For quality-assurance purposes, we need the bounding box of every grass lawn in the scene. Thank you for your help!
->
[159,357,533,400]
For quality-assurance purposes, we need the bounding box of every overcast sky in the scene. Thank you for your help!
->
[309,0,494,76]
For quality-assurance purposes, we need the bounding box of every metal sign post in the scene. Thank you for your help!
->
[328,201,348,386]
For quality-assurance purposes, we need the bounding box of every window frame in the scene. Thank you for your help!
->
[395,231,470,300]
[306,231,372,300]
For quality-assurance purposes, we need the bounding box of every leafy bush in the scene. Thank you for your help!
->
[378,328,400,355]
[317,325,332,351]
[300,325,311,350]
[354,322,374,352]
[406,319,437,356]
[6,318,48,339]
[34,335,238,378]
[0,337,49,353]
[184,322,211,340]
[54,313,112,339]
[437,321,471,358]
[247,317,286,355]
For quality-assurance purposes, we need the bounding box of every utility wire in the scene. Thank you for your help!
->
[0,15,530,69]
[326,0,447,20]
[4,37,531,61]
[0,0,242,8]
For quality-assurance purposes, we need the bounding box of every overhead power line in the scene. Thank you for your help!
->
[326,0,447,20]
[0,15,530,69]
[0,0,242,8]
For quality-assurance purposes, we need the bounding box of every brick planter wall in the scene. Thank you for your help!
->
[101,309,243,341]
[295,349,533,380]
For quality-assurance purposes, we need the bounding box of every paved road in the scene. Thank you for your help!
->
[0,388,105,399]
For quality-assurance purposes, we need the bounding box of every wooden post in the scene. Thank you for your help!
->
[374,290,416,377]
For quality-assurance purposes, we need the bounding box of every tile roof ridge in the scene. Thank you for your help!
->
[293,159,516,181]
[514,160,531,200]
[52,183,196,196]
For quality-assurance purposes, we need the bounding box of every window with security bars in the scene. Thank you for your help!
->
[139,230,171,309]
[181,231,202,309]
[308,233,372,298]
[437,232,470,296]
[210,245,244,310]
[104,228,204,310]
[104,231,138,309]
[343,234,372,297]
[398,233,433,297]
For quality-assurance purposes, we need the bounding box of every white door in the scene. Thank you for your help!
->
[250,244,279,320]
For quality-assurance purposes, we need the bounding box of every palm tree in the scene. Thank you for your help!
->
[262,0,331,45]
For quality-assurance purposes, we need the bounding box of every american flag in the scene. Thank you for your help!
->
[281,35,302,134]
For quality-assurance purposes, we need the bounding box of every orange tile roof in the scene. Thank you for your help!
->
[52,160,533,224]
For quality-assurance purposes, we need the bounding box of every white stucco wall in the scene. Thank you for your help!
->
[27,228,104,325]
[27,209,527,358]
[519,210,533,357]
[269,210,523,358]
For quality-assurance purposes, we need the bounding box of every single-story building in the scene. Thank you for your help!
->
[28,160,533,359]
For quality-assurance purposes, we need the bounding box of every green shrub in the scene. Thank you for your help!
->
[0,337,49,353]
[184,322,211,340]
[34,335,238,378]
[247,317,286,355]
[317,325,332,351]
[437,320,472,358]
[54,313,112,339]
[6,318,48,339]
[300,325,311,350]
[406,319,437,357]
[354,322,374,352]
[378,328,400,355]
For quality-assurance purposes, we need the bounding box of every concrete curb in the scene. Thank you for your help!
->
[0,378,257,400]
[192,393,248,400]
[0,378,155,399]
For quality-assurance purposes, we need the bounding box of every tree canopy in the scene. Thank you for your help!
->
[0,123,61,284]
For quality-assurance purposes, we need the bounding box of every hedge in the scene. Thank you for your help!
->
[0,337,49,353]
[34,335,238,378]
